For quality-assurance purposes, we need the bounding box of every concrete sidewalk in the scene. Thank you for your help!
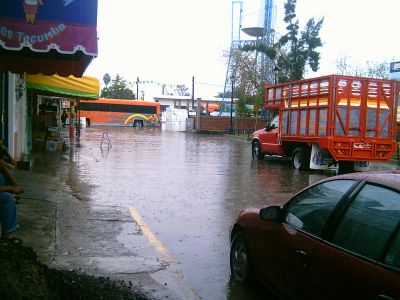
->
[12,154,200,300]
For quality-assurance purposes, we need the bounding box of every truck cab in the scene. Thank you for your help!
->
[252,114,285,158]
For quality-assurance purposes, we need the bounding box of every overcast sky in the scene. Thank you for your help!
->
[84,0,400,98]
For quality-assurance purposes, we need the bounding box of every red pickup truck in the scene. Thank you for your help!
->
[251,75,398,173]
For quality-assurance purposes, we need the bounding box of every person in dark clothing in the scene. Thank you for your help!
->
[0,139,23,241]
[0,139,21,187]
[61,110,67,126]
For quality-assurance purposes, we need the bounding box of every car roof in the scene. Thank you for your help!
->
[324,171,400,190]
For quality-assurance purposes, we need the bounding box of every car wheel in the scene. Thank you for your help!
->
[230,231,253,285]
[292,147,310,170]
[252,141,264,159]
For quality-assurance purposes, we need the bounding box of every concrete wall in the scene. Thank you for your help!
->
[199,116,267,133]
[8,72,27,161]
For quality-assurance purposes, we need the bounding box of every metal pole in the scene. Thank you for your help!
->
[136,77,139,100]
[230,79,234,127]
[191,76,195,109]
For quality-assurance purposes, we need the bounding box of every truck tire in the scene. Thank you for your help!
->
[252,141,264,159]
[338,161,354,174]
[292,147,310,170]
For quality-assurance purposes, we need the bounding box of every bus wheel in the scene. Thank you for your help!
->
[133,120,143,128]
[292,147,310,170]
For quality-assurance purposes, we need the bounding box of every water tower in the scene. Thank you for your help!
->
[241,0,276,82]
[221,0,276,109]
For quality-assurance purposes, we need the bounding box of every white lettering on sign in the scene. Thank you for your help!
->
[354,143,372,149]
[63,0,74,6]
[17,24,66,44]
[391,62,400,72]
[0,26,13,39]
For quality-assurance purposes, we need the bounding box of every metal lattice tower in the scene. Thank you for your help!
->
[221,0,276,110]
[262,0,276,83]
[220,1,243,114]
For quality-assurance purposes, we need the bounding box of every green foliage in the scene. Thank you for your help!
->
[100,74,135,99]
[174,84,190,96]
[103,73,111,87]
[335,55,390,79]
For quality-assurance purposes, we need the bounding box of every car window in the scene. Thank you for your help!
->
[284,180,356,237]
[332,184,400,260]
[271,115,279,128]
[385,229,400,268]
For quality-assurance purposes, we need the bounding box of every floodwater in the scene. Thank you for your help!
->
[32,125,392,299]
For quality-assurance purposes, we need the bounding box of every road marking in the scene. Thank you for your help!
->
[128,205,173,262]
[128,205,201,300]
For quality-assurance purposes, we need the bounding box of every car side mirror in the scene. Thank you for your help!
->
[265,123,276,132]
[260,206,281,221]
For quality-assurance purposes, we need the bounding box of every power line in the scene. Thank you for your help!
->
[194,81,224,87]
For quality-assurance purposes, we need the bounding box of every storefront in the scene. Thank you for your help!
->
[0,0,98,162]
[26,74,99,152]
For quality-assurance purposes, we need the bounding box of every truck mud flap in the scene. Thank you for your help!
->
[310,144,334,170]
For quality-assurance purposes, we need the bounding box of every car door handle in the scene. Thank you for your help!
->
[377,295,395,300]
[296,250,307,257]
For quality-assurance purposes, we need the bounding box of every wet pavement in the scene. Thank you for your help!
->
[12,126,400,300]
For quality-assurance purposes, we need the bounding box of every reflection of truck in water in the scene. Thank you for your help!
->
[251,75,398,173]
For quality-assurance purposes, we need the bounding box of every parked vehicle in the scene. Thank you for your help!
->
[251,75,399,172]
[230,171,400,300]
[78,99,160,127]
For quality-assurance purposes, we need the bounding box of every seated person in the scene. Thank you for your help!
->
[0,138,23,191]
[0,172,22,241]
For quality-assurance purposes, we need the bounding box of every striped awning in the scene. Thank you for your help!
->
[27,74,99,100]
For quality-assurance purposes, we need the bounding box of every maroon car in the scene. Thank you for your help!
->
[230,171,400,300]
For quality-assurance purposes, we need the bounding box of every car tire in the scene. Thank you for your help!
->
[252,141,264,159]
[292,147,310,170]
[230,231,253,285]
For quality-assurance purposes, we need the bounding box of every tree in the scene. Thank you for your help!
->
[219,48,264,99]
[100,74,135,99]
[335,55,390,79]
[174,84,190,96]
[103,73,111,87]
[241,0,324,83]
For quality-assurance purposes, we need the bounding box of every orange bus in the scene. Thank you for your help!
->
[78,98,161,127]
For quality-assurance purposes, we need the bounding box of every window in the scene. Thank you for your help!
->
[284,180,356,237]
[270,115,279,129]
[332,184,400,260]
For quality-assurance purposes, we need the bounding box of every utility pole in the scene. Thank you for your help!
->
[191,76,195,109]
[136,77,139,100]
[230,75,234,129]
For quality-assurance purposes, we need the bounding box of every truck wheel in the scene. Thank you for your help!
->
[338,161,354,174]
[252,141,264,159]
[292,147,310,170]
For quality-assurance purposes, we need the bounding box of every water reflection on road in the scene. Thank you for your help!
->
[33,126,341,299]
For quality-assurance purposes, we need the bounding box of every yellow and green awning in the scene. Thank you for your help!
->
[26,74,99,100]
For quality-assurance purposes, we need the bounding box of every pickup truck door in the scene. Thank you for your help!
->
[260,115,284,155]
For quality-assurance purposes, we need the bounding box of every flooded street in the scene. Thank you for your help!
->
[29,126,399,299]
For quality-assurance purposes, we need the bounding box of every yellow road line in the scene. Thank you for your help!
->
[128,205,173,262]
[128,205,201,299]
